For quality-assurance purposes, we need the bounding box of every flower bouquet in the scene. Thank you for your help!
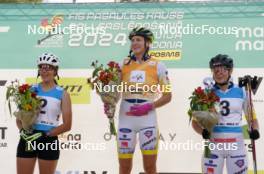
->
[88,61,121,136]
[187,86,220,157]
[6,81,42,151]
[6,81,41,132]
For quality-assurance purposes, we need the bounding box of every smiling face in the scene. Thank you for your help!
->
[38,64,57,83]
[211,65,232,84]
[131,36,150,56]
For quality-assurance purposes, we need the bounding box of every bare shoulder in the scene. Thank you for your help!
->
[62,90,71,101]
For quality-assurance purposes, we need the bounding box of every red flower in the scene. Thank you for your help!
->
[99,71,106,81]
[195,87,204,95]
[18,84,30,94]
[208,91,219,102]
[107,61,115,69]
[41,18,49,27]
[18,86,25,93]
[108,61,120,71]
[31,92,37,98]
[106,73,113,80]
[22,84,30,90]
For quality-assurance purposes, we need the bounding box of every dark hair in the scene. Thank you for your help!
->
[125,37,151,65]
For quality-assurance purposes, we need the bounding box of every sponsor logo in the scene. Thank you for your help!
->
[230,155,246,159]
[144,130,153,139]
[204,160,217,167]
[0,127,7,140]
[235,159,245,168]
[119,134,131,141]
[40,15,64,32]
[104,132,177,143]
[26,77,91,104]
[119,138,131,141]
[36,14,64,47]
[121,141,128,148]
[0,80,7,86]
[238,76,262,95]
[119,128,132,133]
[235,167,248,174]
[207,167,214,174]
[142,137,156,147]
[209,154,218,159]
[58,133,82,150]
[0,127,8,148]
[130,70,145,83]
[150,50,181,60]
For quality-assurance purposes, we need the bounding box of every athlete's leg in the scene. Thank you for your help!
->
[38,159,58,174]
[226,154,248,174]
[226,139,248,174]
[143,154,157,174]
[202,142,225,174]
[16,137,37,174]
[139,126,158,174]
[17,158,37,174]
[118,127,136,174]
[119,158,133,174]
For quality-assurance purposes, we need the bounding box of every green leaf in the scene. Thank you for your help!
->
[6,87,14,100]
[202,104,208,110]
[187,109,193,125]
[92,67,102,78]
[110,121,117,136]
[8,100,12,116]
[6,87,10,100]
[113,75,118,81]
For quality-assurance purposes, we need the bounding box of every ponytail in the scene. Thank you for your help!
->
[125,49,134,65]
[54,79,58,85]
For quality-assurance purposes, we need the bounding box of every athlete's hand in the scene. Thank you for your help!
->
[126,103,153,116]
[249,129,260,140]
[45,131,53,137]
[202,129,211,139]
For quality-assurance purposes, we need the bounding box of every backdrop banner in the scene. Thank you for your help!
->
[0,2,263,174]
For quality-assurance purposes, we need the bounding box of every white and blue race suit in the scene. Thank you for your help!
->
[31,84,64,133]
[202,82,255,174]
